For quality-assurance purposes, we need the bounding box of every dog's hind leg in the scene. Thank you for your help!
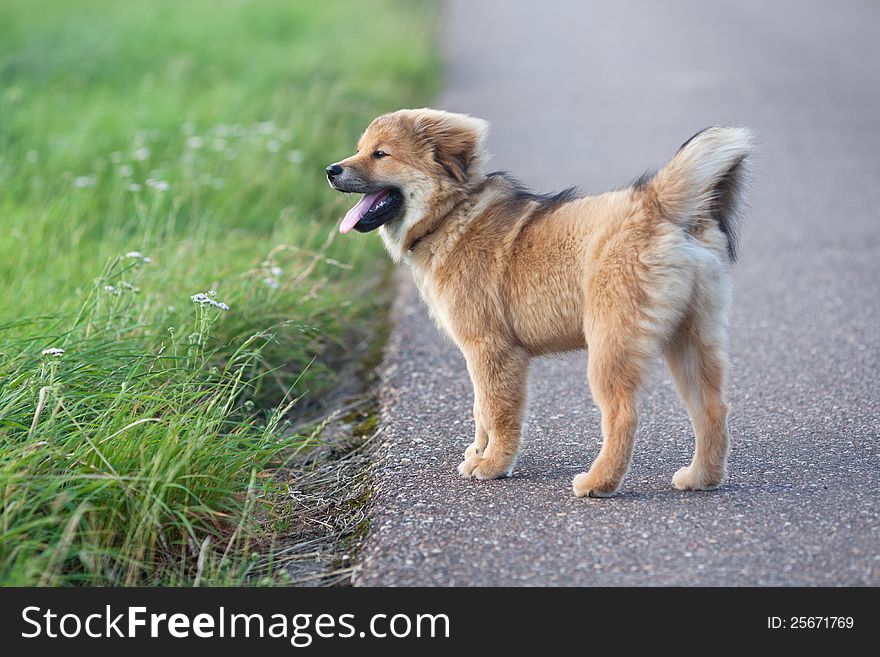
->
[458,345,529,480]
[573,331,651,497]
[664,308,730,490]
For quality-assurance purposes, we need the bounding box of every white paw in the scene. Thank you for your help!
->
[672,466,722,491]
[572,471,619,498]
[458,455,513,480]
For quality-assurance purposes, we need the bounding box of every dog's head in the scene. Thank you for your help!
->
[326,109,489,244]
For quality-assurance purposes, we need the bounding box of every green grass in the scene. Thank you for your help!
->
[0,0,438,585]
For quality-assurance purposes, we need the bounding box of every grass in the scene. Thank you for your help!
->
[0,0,438,586]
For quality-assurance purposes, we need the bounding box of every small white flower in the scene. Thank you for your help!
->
[132,147,150,161]
[26,150,39,163]
[270,266,282,277]
[73,176,96,188]
[256,121,275,134]
[186,135,204,149]
[263,277,280,289]
[266,139,280,153]
[213,124,230,138]
[128,183,142,192]
[145,178,169,192]
[104,284,119,295]
[191,291,229,311]
[41,348,65,357]
[287,149,304,163]
[125,251,151,262]
[117,164,133,177]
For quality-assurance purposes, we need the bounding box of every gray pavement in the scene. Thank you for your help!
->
[353,0,880,585]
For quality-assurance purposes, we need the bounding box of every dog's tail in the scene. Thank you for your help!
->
[648,126,755,262]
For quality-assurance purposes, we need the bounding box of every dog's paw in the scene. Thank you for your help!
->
[572,471,620,498]
[671,466,723,491]
[463,441,484,460]
[458,454,512,480]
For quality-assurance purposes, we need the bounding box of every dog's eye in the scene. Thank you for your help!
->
[372,150,388,159]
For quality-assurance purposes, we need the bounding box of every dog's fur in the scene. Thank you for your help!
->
[328,108,753,496]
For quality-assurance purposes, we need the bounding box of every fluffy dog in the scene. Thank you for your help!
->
[327,108,753,496]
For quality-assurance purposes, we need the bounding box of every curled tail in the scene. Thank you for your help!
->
[649,126,755,261]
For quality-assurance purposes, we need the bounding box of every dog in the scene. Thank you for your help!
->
[327,108,753,496]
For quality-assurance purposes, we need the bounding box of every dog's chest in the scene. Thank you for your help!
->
[408,263,458,341]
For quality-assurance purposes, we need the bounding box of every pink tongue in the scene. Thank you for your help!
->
[340,191,386,234]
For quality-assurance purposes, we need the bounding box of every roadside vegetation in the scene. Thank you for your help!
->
[0,0,438,585]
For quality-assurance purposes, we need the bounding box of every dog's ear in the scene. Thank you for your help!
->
[415,110,489,183]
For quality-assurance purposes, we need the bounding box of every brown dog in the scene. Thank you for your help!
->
[327,109,753,496]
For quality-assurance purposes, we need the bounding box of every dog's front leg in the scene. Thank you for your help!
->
[458,344,529,480]
[463,397,489,459]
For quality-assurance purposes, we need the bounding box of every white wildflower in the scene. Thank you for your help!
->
[117,164,133,177]
[186,135,204,149]
[132,147,150,161]
[213,124,230,138]
[104,284,119,295]
[128,183,142,192]
[191,291,229,311]
[26,150,39,163]
[41,348,65,357]
[145,178,169,192]
[256,121,275,134]
[125,251,152,264]
[287,149,304,163]
[73,176,96,188]
[263,278,280,289]
[270,266,282,277]
[266,139,280,153]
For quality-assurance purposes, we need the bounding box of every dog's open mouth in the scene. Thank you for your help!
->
[339,188,404,234]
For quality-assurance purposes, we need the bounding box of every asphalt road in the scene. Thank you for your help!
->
[353,0,880,585]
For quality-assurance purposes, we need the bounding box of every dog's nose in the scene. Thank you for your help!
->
[326,164,343,181]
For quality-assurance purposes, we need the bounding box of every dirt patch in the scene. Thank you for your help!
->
[258,276,393,586]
